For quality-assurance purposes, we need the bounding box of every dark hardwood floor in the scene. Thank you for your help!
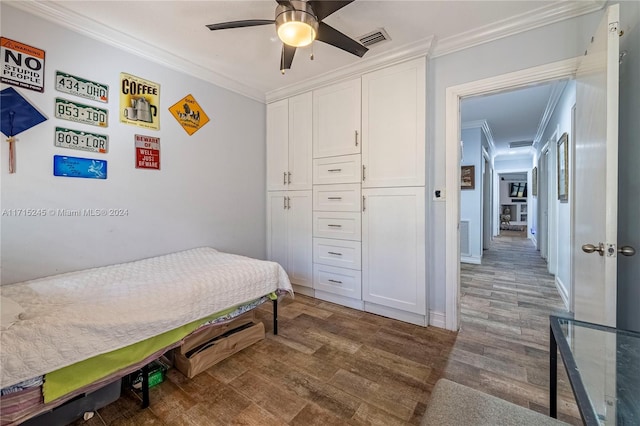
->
[71,232,580,425]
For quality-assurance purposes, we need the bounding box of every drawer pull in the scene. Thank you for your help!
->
[327,168,342,172]
[327,224,342,228]
[327,197,343,200]
[328,279,343,284]
[327,251,343,256]
[362,165,366,181]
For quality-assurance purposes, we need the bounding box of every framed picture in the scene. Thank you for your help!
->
[510,182,527,198]
[557,132,569,202]
[532,166,538,196]
[461,165,475,190]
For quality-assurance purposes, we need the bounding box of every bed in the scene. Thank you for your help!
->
[0,247,293,425]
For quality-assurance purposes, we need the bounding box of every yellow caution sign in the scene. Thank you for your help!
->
[168,94,210,136]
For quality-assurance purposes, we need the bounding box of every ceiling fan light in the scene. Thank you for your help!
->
[275,1,318,48]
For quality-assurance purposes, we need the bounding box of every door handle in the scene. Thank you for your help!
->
[618,246,636,256]
[354,130,359,146]
[288,172,291,184]
[582,243,605,256]
[283,172,287,185]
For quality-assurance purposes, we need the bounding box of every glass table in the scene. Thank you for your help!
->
[549,315,640,425]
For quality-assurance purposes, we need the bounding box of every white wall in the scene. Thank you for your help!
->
[428,9,601,313]
[617,0,640,332]
[536,80,576,306]
[0,5,267,284]
[460,127,482,263]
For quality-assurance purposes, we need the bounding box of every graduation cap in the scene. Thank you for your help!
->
[1,86,48,173]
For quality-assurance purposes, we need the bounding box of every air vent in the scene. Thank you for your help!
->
[358,28,391,47]
[509,141,534,149]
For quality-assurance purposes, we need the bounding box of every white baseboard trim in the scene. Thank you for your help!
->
[364,302,428,326]
[555,276,570,310]
[291,284,315,298]
[314,291,364,311]
[461,256,482,265]
[429,311,446,329]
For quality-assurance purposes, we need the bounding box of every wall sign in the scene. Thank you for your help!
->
[1,37,45,93]
[53,155,107,179]
[55,71,108,103]
[55,98,108,127]
[120,73,160,130]
[54,127,108,154]
[168,94,210,136]
[135,134,160,170]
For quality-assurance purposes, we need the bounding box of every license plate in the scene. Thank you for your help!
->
[55,71,108,103]
[55,98,108,127]
[54,127,109,154]
[53,155,107,179]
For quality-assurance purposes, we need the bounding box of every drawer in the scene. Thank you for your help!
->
[314,264,361,299]
[313,238,361,270]
[313,154,361,185]
[313,211,361,241]
[313,184,361,212]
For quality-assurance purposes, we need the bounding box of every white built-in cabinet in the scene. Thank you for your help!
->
[267,57,427,325]
[313,79,361,159]
[266,92,313,289]
[267,93,313,191]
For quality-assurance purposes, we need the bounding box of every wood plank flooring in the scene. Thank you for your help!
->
[71,232,580,425]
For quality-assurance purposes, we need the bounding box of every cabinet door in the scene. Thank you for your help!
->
[362,58,425,188]
[287,191,313,288]
[266,191,288,270]
[313,79,361,158]
[267,99,289,191]
[288,92,313,190]
[362,187,425,314]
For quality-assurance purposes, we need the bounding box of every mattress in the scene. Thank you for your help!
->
[0,247,292,391]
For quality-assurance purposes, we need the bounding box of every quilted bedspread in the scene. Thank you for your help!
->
[0,247,292,389]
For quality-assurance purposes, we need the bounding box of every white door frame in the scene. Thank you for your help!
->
[444,57,580,331]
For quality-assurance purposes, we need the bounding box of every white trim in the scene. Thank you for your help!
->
[533,81,569,148]
[364,302,428,327]
[432,1,605,58]
[462,120,497,157]
[314,291,364,311]
[429,311,446,329]
[266,37,434,102]
[6,0,266,102]
[445,57,581,331]
[555,276,570,310]
[291,284,315,298]
[460,256,482,265]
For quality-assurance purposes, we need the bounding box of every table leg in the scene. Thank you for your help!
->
[550,324,557,418]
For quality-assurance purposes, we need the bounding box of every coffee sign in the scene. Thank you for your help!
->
[120,73,160,130]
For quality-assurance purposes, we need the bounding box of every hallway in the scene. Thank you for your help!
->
[448,231,581,424]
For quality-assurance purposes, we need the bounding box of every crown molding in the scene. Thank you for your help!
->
[5,0,266,103]
[432,0,606,58]
[265,36,434,103]
[533,80,568,148]
[461,119,497,158]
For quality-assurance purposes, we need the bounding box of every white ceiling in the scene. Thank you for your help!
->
[10,0,602,101]
[461,80,569,158]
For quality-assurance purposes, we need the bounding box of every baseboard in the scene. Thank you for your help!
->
[364,302,428,326]
[460,256,481,265]
[555,276,570,310]
[314,291,364,310]
[429,310,446,329]
[291,284,314,298]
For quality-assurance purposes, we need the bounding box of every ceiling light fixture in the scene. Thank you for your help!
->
[275,1,318,47]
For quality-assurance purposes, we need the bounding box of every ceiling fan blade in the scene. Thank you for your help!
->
[308,0,354,20]
[206,20,274,31]
[280,44,297,72]
[316,22,368,57]
[276,0,295,10]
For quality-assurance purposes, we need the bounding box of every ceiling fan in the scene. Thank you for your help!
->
[206,0,368,73]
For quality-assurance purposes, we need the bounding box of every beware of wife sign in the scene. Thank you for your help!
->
[135,134,160,170]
